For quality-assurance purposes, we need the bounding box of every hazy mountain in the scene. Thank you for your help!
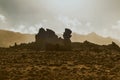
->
[0,30,34,47]
[71,32,120,46]
[0,29,120,47]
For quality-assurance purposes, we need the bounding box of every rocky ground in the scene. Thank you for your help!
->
[0,48,120,80]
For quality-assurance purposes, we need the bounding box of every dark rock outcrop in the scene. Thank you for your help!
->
[35,28,46,43]
[9,27,120,51]
[35,28,72,51]
[35,28,63,45]
[46,29,59,44]
[63,28,72,40]
[107,41,120,51]
[63,28,72,50]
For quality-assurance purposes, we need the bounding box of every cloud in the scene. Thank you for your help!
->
[57,15,94,34]
[58,15,82,27]
[0,14,6,23]
[10,24,43,34]
[112,20,120,30]
[86,22,91,27]
[97,20,120,40]
[0,0,120,41]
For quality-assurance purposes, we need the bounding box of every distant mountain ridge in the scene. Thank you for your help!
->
[0,29,120,47]
[0,30,34,47]
[71,32,120,46]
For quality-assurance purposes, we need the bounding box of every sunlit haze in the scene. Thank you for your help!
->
[0,0,120,40]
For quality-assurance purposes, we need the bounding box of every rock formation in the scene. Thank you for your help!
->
[45,29,59,44]
[35,28,72,50]
[63,28,72,50]
[35,28,63,45]
[35,28,46,43]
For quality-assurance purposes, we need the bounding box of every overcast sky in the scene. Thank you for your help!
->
[0,0,120,40]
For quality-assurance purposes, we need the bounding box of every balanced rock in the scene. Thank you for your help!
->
[63,28,72,50]
[63,28,72,39]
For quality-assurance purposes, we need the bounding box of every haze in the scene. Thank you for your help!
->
[0,0,120,40]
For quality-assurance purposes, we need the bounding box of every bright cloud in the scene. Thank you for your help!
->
[58,15,82,27]
[112,20,120,30]
[0,14,6,23]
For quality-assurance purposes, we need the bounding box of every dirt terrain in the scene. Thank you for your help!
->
[0,49,120,80]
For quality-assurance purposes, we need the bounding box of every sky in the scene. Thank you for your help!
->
[0,0,120,40]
